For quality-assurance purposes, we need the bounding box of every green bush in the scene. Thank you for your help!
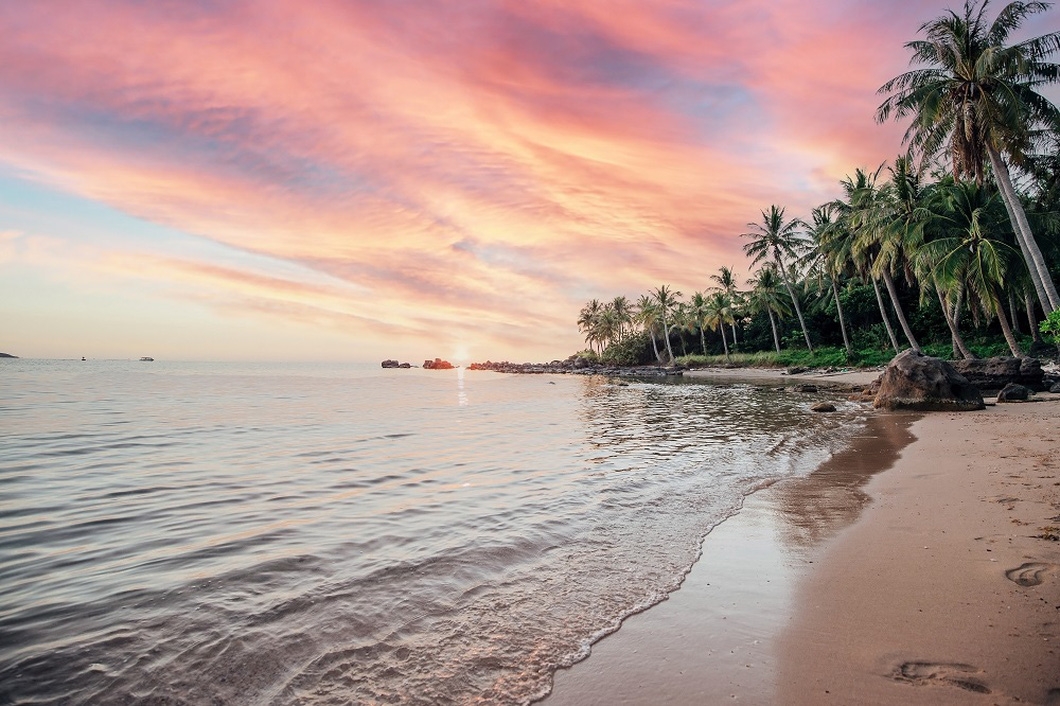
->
[1041,310,1060,344]
[600,332,657,366]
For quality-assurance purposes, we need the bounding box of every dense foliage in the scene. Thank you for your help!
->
[576,0,1060,367]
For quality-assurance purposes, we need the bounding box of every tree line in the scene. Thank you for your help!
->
[577,0,1060,366]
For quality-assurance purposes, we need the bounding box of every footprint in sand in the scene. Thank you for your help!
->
[893,661,991,694]
[1005,562,1057,587]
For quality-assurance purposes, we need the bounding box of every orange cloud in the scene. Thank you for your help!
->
[1,0,1050,359]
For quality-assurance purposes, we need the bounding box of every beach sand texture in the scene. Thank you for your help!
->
[545,384,1059,705]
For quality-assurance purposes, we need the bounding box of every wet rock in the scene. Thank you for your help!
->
[795,384,819,393]
[810,402,837,413]
[996,383,1031,402]
[381,359,401,368]
[874,350,984,412]
[423,358,455,370]
[1051,382,1060,394]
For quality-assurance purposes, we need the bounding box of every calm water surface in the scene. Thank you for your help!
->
[0,360,864,704]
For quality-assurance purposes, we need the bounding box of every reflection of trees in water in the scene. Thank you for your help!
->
[774,412,917,551]
[574,375,860,472]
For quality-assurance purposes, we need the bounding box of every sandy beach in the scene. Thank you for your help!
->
[544,371,1060,705]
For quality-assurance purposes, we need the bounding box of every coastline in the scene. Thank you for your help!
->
[543,376,1060,704]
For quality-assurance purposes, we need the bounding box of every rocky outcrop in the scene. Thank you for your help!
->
[996,383,1031,402]
[423,358,455,370]
[381,359,412,369]
[873,350,984,411]
[952,357,1045,391]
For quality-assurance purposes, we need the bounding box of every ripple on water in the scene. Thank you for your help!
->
[0,362,865,704]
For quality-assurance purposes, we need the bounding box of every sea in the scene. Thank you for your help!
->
[0,359,866,705]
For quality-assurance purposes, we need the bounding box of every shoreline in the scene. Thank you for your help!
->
[543,377,1060,704]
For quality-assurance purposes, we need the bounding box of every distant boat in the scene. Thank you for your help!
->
[139,356,154,362]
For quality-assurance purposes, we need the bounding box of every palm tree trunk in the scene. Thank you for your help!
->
[1009,291,1021,334]
[881,269,921,352]
[700,327,707,355]
[719,323,730,361]
[678,328,688,357]
[731,323,738,347]
[831,279,852,355]
[935,282,975,360]
[661,315,675,363]
[775,255,813,352]
[988,146,1060,313]
[767,309,781,353]
[994,295,1023,357]
[1026,292,1041,343]
[648,327,662,363]
[873,277,901,353]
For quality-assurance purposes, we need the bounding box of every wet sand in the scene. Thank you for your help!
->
[544,380,1060,705]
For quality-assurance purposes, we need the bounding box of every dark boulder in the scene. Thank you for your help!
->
[873,350,984,412]
[996,383,1031,402]
[381,359,400,368]
[795,384,819,393]
[810,402,837,413]
[951,356,1045,391]
[1050,382,1060,394]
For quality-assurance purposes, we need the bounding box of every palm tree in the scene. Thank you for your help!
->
[610,296,633,341]
[844,166,923,352]
[742,205,814,351]
[747,265,790,353]
[688,291,712,354]
[703,292,735,361]
[651,285,682,363]
[635,294,664,363]
[803,204,854,356]
[577,299,604,354]
[876,0,1060,312]
[921,179,1025,355]
[710,266,742,346]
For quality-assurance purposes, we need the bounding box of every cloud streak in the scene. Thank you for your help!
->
[0,0,1051,360]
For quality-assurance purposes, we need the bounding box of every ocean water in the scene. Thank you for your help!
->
[0,360,865,705]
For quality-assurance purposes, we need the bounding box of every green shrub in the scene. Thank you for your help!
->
[1041,310,1060,344]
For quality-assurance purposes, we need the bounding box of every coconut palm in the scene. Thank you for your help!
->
[876,0,1060,312]
[803,204,854,356]
[688,291,712,354]
[710,266,742,346]
[635,294,664,362]
[577,299,604,353]
[611,296,633,341]
[747,265,791,353]
[741,205,814,351]
[843,166,924,352]
[703,292,735,361]
[921,179,1025,355]
[651,285,682,363]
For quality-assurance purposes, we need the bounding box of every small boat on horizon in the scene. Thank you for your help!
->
[139,356,154,362]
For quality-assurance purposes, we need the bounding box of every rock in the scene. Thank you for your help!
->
[399,362,411,369]
[996,383,1031,402]
[873,350,984,412]
[810,402,836,413]
[1051,382,1060,394]
[952,356,1045,391]
[786,366,808,375]
[423,358,455,370]
[381,359,400,368]
[795,384,818,393]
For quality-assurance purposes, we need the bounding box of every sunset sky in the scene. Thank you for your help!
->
[1,1,1053,363]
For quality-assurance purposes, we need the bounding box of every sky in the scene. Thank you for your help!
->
[1,0,1055,363]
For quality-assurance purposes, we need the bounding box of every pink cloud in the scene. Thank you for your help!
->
[2,0,1050,358]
